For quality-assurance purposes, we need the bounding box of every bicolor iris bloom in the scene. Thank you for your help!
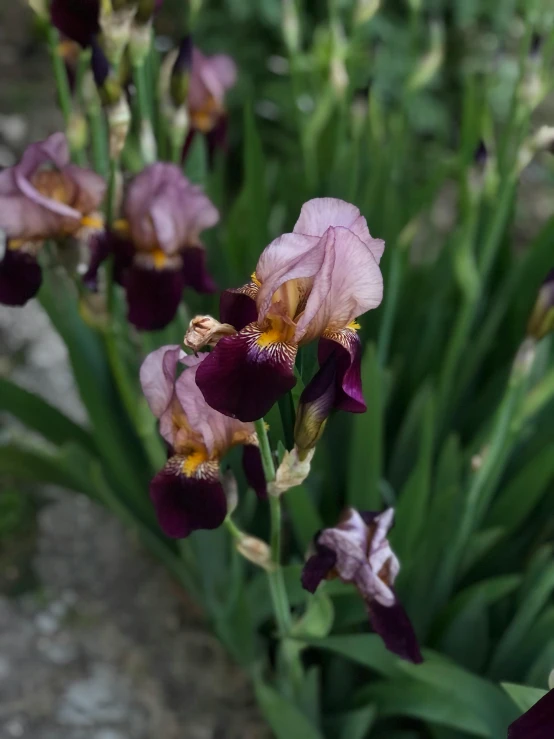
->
[0,133,106,306]
[508,688,554,739]
[140,346,266,538]
[196,198,384,422]
[85,162,217,331]
[51,0,100,47]
[302,508,422,663]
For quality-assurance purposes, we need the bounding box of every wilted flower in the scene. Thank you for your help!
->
[196,198,384,422]
[527,271,554,341]
[301,508,422,663]
[140,347,266,538]
[86,162,218,331]
[0,133,106,306]
[507,688,554,738]
[184,315,236,353]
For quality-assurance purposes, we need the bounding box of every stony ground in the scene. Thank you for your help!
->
[0,302,269,739]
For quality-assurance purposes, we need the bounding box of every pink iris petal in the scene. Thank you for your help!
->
[188,48,237,112]
[140,344,187,420]
[0,133,106,240]
[295,226,383,343]
[195,324,297,421]
[174,357,255,456]
[294,197,385,265]
[124,163,219,254]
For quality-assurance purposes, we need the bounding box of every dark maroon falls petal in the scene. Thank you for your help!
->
[0,248,42,306]
[301,541,337,593]
[150,459,227,539]
[181,246,216,294]
[368,598,423,664]
[195,324,297,422]
[318,330,366,413]
[51,0,100,47]
[242,444,267,499]
[508,689,554,739]
[125,264,185,332]
[220,287,258,331]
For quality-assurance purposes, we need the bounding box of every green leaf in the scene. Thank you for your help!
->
[285,483,323,552]
[297,634,399,678]
[347,343,383,509]
[501,682,548,714]
[183,133,207,185]
[490,559,554,678]
[292,590,334,640]
[325,704,377,739]
[0,378,95,453]
[460,526,506,574]
[356,679,492,737]
[243,103,269,264]
[487,445,554,533]
[392,385,435,561]
[254,680,325,739]
[398,657,517,735]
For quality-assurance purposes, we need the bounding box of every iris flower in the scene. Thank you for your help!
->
[196,198,384,422]
[508,689,554,739]
[0,133,106,306]
[140,346,266,538]
[86,162,217,331]
[302,507,422,663]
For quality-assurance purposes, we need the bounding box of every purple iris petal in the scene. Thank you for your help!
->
[301,542,337,593]
[181,246,216,293]
[242,444,267,499]
[368,598,423,665]
[318,330,366,413]
[125,264,185,331]
[220,287,258,331]
[195,324,297,421]
[0,248,42,306]
[51,0,100,47]
[508,689,554,739]
[150,459,227,539]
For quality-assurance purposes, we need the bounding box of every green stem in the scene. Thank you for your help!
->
[47,27,72,126]
[88,106,110,179]
[254,419,292,636]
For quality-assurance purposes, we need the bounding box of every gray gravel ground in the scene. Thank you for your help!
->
[0,304,268,739]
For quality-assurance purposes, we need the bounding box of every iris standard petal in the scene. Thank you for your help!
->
[0,248,42,306]
[150,456,227,538]
[294,197,385,264]
[220,284,259,330]
[139,344,184,418]
[181,246,216,293]
[195,323,297,421]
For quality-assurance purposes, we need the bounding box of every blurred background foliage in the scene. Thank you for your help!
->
[2,0,554,737]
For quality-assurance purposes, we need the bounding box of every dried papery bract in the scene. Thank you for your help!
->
[236,535,274,571]
[184,315,236,352]
[268,448,315,497]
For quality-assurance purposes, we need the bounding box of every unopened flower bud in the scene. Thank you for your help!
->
[129,22,153,65]
[170,37,193,108]
[100,2,136,68]
[282,0,300,54]
[135,0,159,24]
[294,373,335,459]
[184,315,236,352]
[236,535,273,571]
[67,112,89,153]
[354,0,380,25]
[28,0,49,19]
[139,120,157,164]
[107,96,131,159]
[549,669,554,691]
[92,41,123,106]
[268,447,315,497]
[512,337,537,380]
[518,126,554,173]
[407,21,444,92]
[527,271,554,341]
